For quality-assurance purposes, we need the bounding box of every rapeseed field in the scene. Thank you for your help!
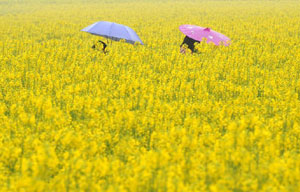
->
[0,0,300,191]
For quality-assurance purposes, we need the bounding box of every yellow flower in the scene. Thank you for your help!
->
[1,0,300,191]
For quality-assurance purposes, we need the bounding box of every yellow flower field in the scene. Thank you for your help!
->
[0,0,300,191]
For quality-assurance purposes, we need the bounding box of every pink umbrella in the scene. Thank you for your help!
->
[179,24,231,46]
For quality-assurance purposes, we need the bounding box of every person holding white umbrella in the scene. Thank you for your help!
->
[82,21,144,53]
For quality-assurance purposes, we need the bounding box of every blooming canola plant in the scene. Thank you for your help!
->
[0,0,300,191]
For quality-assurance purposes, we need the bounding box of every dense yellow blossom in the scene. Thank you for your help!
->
[0,0,300,191]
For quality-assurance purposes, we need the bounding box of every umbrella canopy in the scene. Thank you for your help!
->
[81,21,144,45]
[179,25,230,46]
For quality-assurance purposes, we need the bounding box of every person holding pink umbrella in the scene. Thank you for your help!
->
[179,24,230,54]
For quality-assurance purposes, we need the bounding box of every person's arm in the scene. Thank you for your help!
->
[98,40,107,53]
[180,36,188,47]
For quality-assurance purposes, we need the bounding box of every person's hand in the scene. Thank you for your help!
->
[180,47,186,54]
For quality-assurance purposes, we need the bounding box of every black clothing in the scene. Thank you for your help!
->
[180,36,200,53]
[92,40,107,53]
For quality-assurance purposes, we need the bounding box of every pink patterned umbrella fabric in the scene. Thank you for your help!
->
[179,24,231,46]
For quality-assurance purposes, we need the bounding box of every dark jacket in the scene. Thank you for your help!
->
[180,36,200,53]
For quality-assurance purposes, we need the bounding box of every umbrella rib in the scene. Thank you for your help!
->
[124,26,135,44]
[108,22,114,41]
